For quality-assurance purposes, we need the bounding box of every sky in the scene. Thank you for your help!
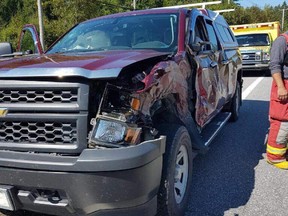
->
[239,0,287,8]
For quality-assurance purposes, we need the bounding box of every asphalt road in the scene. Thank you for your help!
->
[1,73,287,216]
[185,72,288,216]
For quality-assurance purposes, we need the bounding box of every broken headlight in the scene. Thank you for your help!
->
[88,84,142,147]
[94,118,126,143]
[89,115,142,147]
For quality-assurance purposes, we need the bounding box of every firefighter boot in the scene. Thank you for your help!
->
[267,160,288,170]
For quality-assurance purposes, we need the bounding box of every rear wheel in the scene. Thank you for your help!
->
[156,124,193,216]
[230,81,241,122]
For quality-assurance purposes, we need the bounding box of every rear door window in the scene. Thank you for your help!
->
[216,23,235,43]
[205,20,220,51]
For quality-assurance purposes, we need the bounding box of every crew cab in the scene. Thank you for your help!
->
[0,7,242,216]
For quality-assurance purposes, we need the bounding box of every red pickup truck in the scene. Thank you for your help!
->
[0,7,242,216]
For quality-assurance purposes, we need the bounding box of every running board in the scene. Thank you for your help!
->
[200,112,231,147]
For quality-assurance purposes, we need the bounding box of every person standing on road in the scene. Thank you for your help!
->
[266,32,288,169]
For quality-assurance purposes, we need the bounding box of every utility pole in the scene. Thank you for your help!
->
[281,8,288,31]
[280,8,288,31]
[133,0,136,10]
[37,0,45,50]
[282,9,284,31]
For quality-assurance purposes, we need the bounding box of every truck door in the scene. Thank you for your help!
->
[204,18,228,110]
[18,24,43,55]
[188,11,220,127]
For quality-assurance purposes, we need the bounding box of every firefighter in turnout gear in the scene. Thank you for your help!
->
[267,33,288,169]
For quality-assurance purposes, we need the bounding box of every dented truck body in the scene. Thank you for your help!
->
[0,8,242,216]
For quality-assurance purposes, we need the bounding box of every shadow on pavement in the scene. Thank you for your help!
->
[185,99,269,216]
[0,210,49,216]
[242,70,270,78]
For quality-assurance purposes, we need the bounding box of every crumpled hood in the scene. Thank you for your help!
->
[0,50,170,79]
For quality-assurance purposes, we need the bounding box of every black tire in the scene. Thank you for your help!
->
[156,124,193,216]
[230,81,241,122]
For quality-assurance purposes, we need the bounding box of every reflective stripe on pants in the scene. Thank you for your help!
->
[267,119,288,163]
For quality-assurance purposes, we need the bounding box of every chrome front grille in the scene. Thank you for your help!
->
[242,52,255,61]
[0,80,89,154]
[0,121,77,144]
[0,89,78,104]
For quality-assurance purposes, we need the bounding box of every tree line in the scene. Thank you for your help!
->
[0,0,287,50]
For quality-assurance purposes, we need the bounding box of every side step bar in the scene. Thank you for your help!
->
[200,112,231,147]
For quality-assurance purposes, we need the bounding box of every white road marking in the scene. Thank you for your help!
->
[242,76,265,99]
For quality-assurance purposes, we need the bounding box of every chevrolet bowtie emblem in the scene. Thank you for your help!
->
[0,108,8,117]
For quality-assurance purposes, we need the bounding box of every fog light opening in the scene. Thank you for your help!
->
[37,189,62,204]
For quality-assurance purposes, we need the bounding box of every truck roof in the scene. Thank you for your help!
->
[83,7,225,24]
[83,8,187,23]
[199,8,229,26]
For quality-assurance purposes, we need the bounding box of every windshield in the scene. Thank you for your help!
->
[235,33,270,47]
[47,13,178,54]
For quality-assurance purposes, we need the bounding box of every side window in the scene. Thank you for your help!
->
[224,27,235,42]
[190,16,210,51]
[216,23,235,43]
[205,20,220,51]
[215,23,229,42]
[195,17,208,42]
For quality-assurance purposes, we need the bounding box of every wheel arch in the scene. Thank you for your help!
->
[151,94,208,153]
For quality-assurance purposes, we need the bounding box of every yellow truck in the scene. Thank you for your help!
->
[230,21,280,73]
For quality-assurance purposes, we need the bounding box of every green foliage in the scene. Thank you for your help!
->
[20,30,35,52]
[1,0,288,50]
[0,0,38,49]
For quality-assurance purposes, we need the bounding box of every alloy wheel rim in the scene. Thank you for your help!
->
[174,144,189,204]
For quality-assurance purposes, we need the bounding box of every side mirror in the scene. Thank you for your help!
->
[190,37,210,52]
[0,42,13,55]
[24,50,33,55]
[191,43,202,52]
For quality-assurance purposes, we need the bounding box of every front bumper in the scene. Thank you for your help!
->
[0,137,165,216]
[242,61,269,71]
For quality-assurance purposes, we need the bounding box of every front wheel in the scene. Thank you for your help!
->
[156,124,193,216]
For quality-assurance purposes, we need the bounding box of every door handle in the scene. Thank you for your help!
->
[210,61,218,68]
[222,60,231,65]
